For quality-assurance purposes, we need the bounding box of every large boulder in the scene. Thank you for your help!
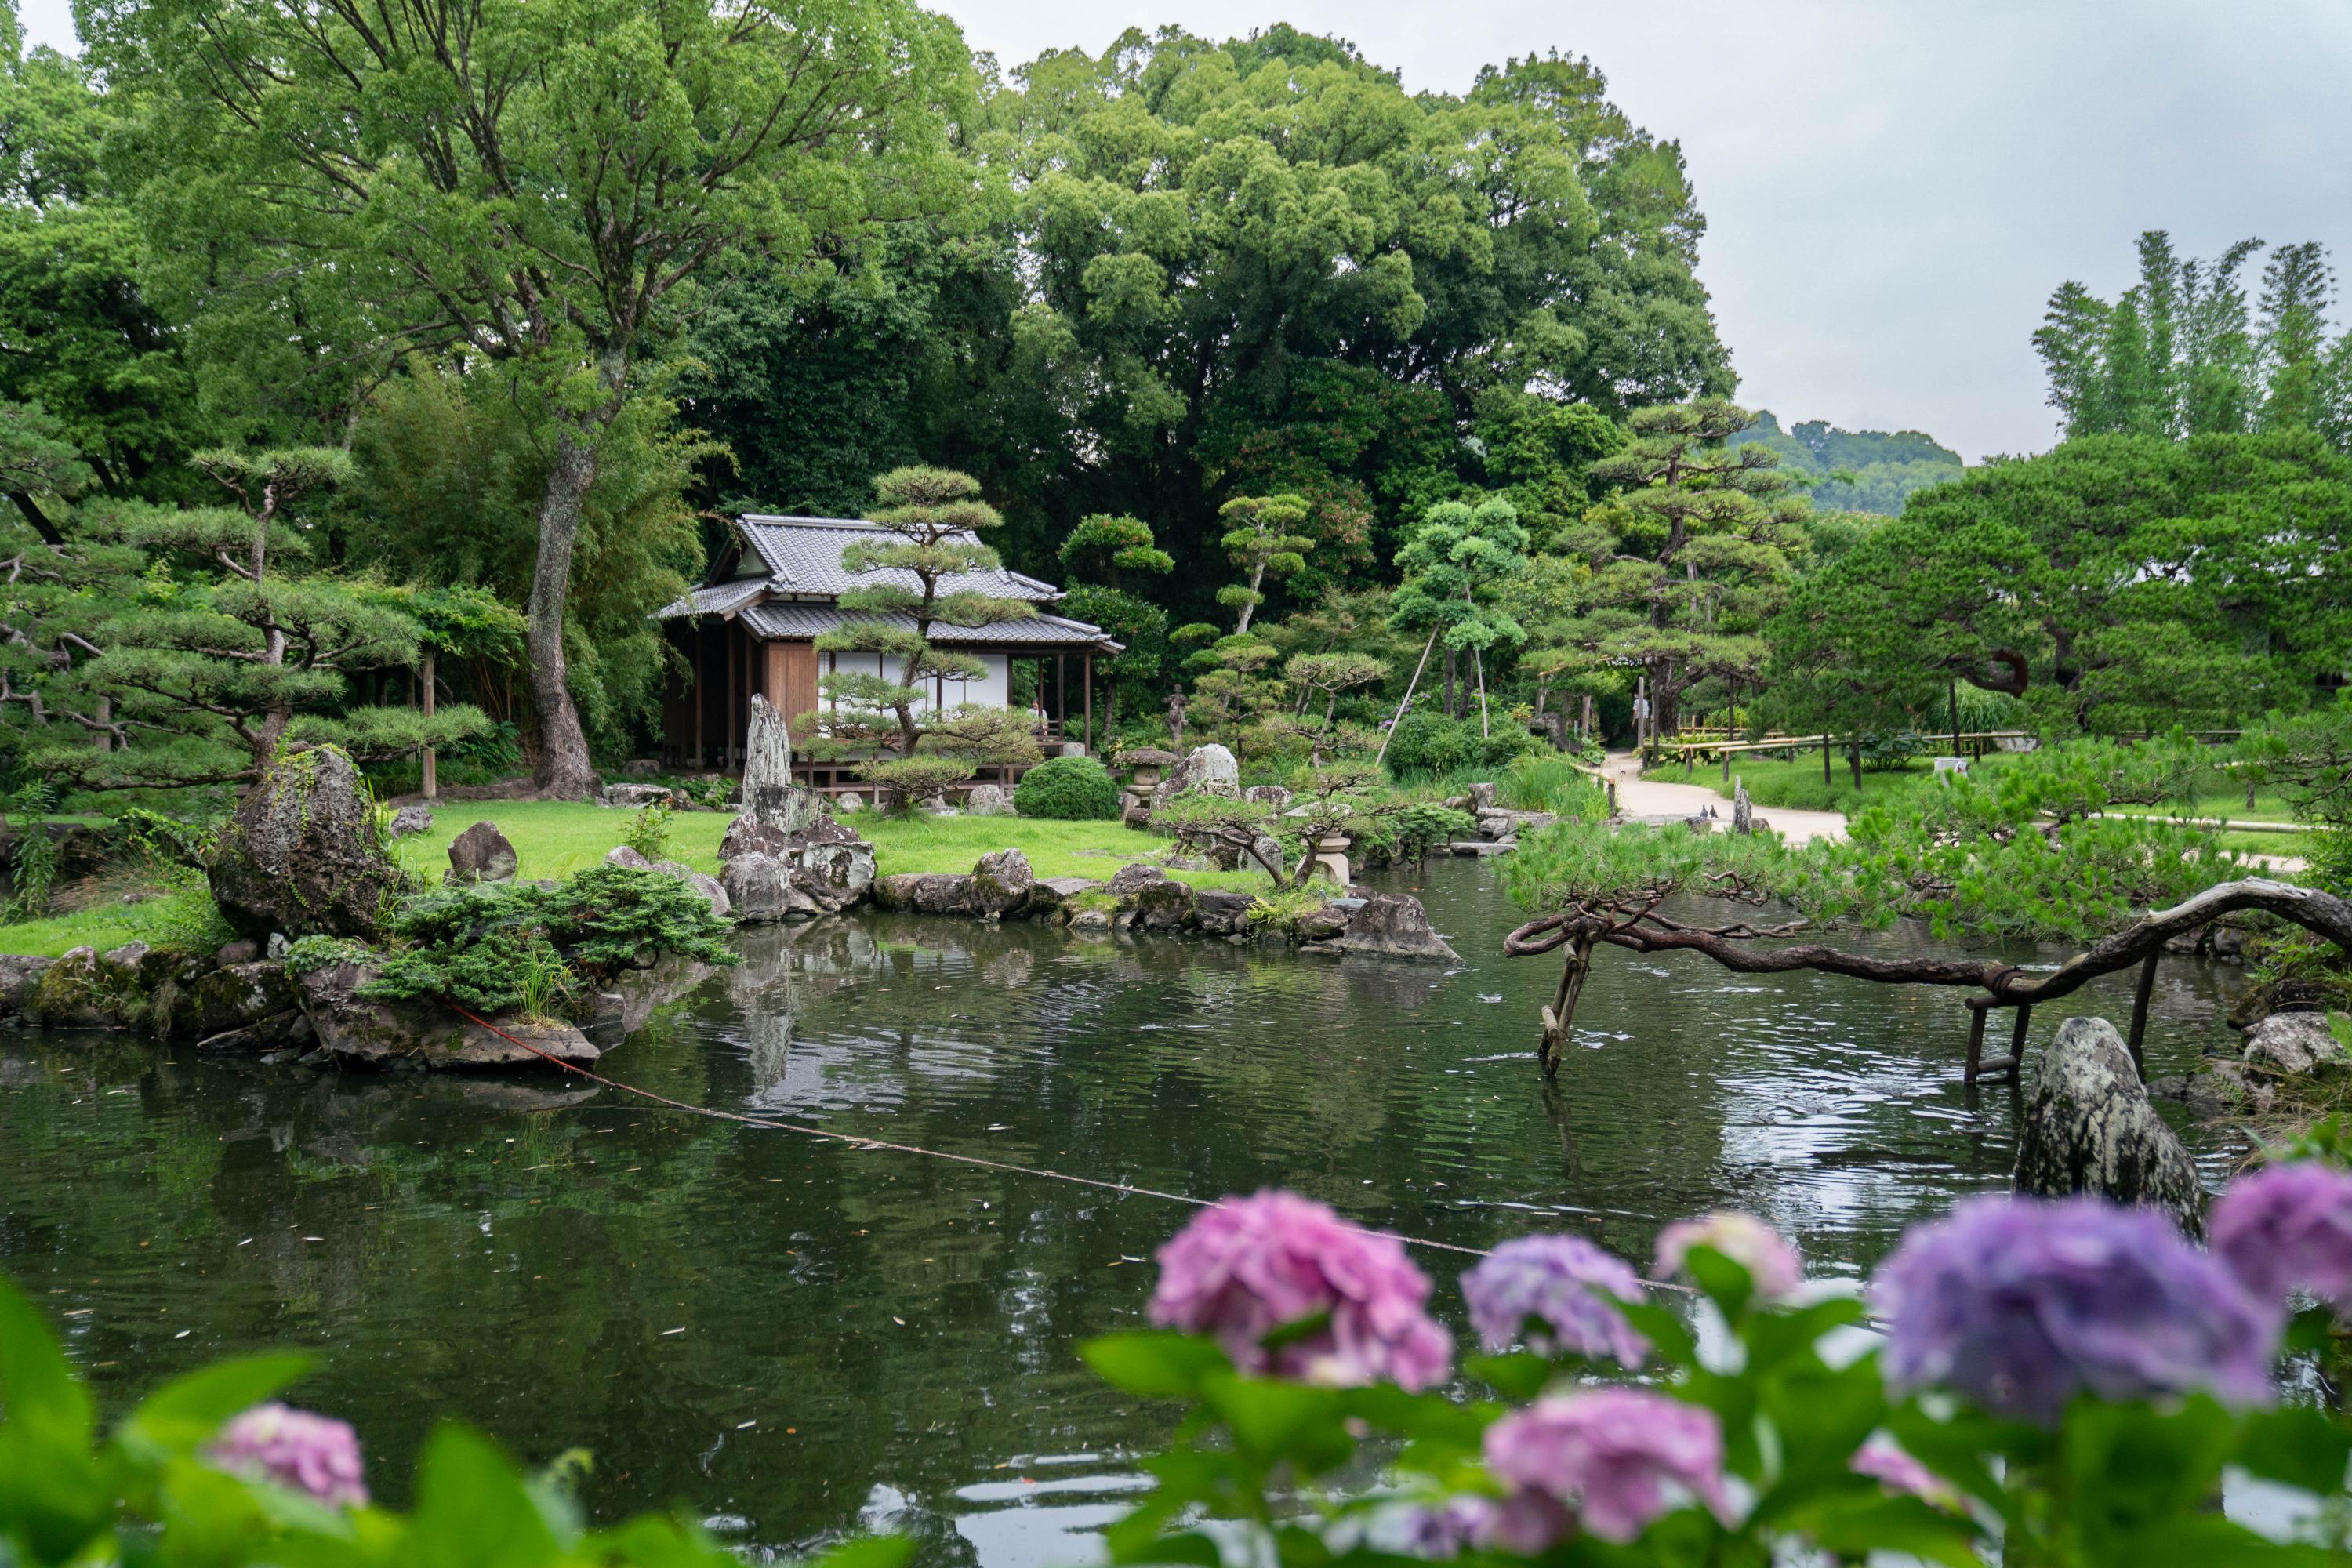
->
[604,844,731,919]
[209,745,409,939]
[1105,862,1169,898]
[1124,877,1196,932]
[1192,889,1257,937]
[2015,1016,2205,1234]
[1150,743,1240,812]
[0,953,53,1016]
[599,782,674,810]
[969,848,1036,917]
[739,695,831,836]
[387,805,434,840]
[1028,876,1103,919]
[445,821,519,886]
[722,853,822,924]
[964,783,1016,818]
[872,873,972,915]
[1243,784,1294,812]
[1327,893,1461,963]
[2241,1011,2345,1076]
[292,960,599,1069]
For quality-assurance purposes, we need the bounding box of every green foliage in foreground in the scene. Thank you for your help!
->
[1088,1241,2352,1567]
[0,1272,907,1568]
[1012,755,1124,821]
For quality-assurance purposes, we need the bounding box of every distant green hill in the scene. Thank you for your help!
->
[1728,412,1965,515]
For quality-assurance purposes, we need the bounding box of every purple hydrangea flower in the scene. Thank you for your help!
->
[207,1403,368,1508]
[2210,1161,2352,1308]
[1151,1190,1454,1390]
[1401,1496,1497,1559]
[1654,1211,1805,1302]
[1873,1194,2281,1425]
[1483,1388,1733,1544]
[1460,1233,1649,1364]
[1850,1439,1961,1512]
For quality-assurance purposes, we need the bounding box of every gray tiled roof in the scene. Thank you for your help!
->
[740,603,1119,650]
[739,515,1061,603]
[660,579,769,619]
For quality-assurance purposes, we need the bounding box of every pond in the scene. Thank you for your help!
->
[0,857,2255,1564]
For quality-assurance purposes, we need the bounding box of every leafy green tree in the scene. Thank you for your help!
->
[811,466,1039,795]
[967,29,1728,617]
[1544,399,1804,736]
[1723,411,1963,516]
[0,25,209,499]
[347,368,707,757]
[1214,495,1313,636]
[1773,432,2352,732]
[1055,514,1172,724]
[1388,497,1530,735]
[96,0,974,795]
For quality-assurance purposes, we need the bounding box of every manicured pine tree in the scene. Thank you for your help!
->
[814,466,1040,799]
[1385,497,1529,742]
[1215,494,1312,635]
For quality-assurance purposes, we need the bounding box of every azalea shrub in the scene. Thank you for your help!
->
[0,1277,905,1568]
[1085,1175,2352,1566]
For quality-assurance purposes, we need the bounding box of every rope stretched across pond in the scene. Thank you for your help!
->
[445,1001,1584,1271]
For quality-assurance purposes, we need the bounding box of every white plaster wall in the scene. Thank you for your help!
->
[845,651,1011,712]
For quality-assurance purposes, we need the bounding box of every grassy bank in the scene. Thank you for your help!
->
[0,803,1272,956]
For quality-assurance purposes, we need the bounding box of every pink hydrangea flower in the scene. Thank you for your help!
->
[1482,1388,1733,1544]
[1850,1439,1961,1512]
[1151,1190,1454,1390]
[2210,1161,2352,1309]
[1654,1211,1805,1301]
[207,1403,368,1508]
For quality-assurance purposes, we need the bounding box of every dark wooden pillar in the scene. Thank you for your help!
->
[1056,653,1066,738]
[723,620,737,768]
[1083,653,1093,751]
[2126,952,2159,1080]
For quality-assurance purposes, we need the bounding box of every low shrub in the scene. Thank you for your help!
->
[1384,710,1539,778]
[622,798,673,861]
[361,865,735,1018]
[1014,755,1123,820]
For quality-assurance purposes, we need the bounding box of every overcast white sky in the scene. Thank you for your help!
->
[21,0,2352,459]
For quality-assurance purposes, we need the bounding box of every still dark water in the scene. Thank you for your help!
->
[0,859,2251,1563]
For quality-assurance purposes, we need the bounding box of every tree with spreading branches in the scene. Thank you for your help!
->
[811,466,1040,800]
[1215,494,1313,636]
[94,0,972,795]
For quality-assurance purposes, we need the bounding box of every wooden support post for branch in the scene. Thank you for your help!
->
[2007,1004,2032,1083]
[420,651,437,800]
[2126,950,2159,1080]
[1823,731,1832,787]
[1376,623,1442,767]
[1965,1003,1988,1083]
[1539,935,1595,1079]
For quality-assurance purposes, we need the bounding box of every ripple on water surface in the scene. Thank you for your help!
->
[0,857,2256,1562]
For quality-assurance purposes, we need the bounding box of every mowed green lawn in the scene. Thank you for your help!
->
[0,803,1270,956]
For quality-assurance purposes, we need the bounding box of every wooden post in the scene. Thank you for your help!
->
[1948,679,1962,759]
[724,622,737,768]
[691,624,706,767]
[2126,951,2159,1080]
[1540,935,1595,1079]
[1083,653,1094,752]
[1823,731,1832,787]
[2008,1004,2031,1083]
[1964,1003,1988,1083]
[1057,653,1066,741]
[1375,622,1442,767]
[420,650,437,799]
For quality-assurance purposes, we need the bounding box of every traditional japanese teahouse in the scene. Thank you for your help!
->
[656,514,1120,777]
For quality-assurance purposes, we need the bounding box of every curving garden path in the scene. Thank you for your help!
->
[1598,750,1849,845]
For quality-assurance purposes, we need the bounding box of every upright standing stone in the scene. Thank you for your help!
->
[208,744,409,940]
[445,821,519,885]
[1149,743,1241,812]
[741,694,827,836]
[1731,779,1753,835]
[2015,1016,2205,1234]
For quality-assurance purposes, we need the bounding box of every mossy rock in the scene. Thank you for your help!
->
[208,745,409,941]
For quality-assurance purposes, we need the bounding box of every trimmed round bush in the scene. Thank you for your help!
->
[1014,755,1123,820]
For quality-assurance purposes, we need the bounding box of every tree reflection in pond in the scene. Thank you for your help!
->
[0,858,2253,1563]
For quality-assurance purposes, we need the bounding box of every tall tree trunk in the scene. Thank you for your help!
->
[527,427,600,797]
[1443,647,1457,718]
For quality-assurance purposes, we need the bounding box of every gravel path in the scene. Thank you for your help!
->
[1599,750,1849,845]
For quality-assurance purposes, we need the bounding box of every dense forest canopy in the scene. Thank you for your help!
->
[1724,412,1963,514]
[0,0,2343,804]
